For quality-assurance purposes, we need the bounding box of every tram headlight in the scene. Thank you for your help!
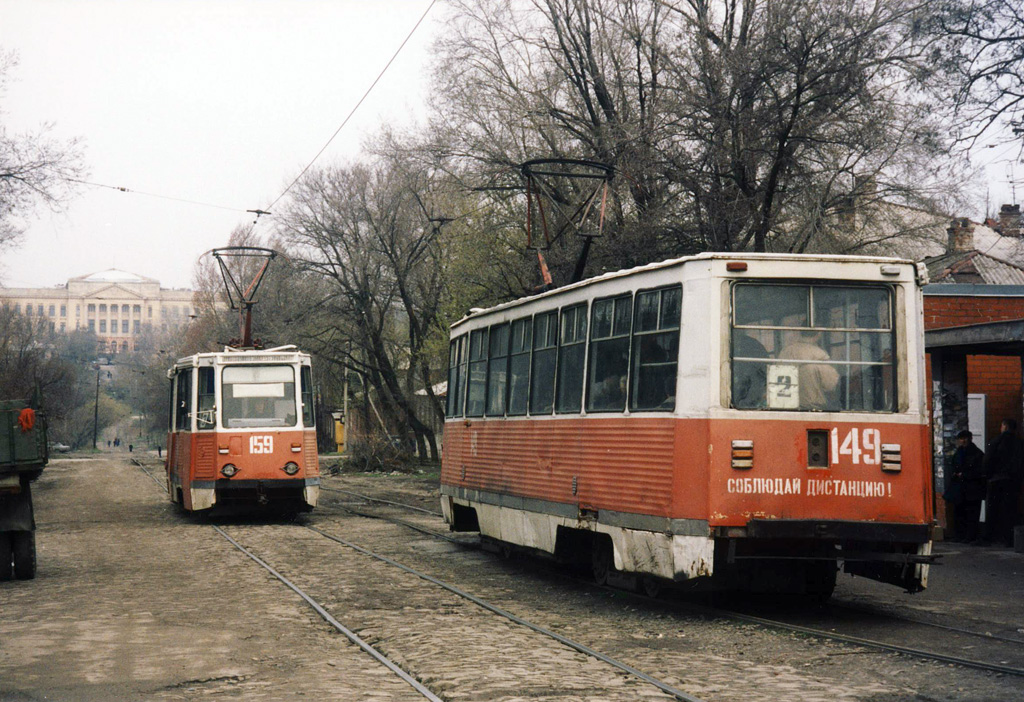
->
[220,464,238,478]
[282,462,300,476]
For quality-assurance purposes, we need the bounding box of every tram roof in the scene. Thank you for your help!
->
[453,252,920,328]
[169,345,310,371]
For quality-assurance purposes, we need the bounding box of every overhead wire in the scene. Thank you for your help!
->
[68,178,250,214]
[65,0,439,241]
[265,0,439,214]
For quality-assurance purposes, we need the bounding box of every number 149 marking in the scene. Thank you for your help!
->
[830,428,880,466]
[250,435,273,454]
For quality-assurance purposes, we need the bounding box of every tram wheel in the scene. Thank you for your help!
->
[0,533,12,581]
[805,560,837,602]
[592,538,614,586]
[639,575,663,598]
[12,531,35,580]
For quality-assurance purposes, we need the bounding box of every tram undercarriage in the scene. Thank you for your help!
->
[443,494,935,597]
[172,477,319,514]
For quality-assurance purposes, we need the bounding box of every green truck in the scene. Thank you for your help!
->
[0,400,47,580]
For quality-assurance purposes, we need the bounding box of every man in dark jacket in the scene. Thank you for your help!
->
[982,419,1024,545]
[945,430,986,542]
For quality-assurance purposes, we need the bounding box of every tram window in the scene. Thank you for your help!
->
[486,323,510,416]
[507,318,532,416]
[222,365,297,428]
[731,283,895,412]
[175,371,192,431]
[301,366,316,427]
[556,304,587,413]
[446,335,467,418]
[466,329,488,417]
[588,294,632,412]
[197,368,215,430]
[631,287,681,411]
[530,311,558,414]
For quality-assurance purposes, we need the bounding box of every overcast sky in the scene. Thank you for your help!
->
[1,0,1021,293]
[0,0,439,290]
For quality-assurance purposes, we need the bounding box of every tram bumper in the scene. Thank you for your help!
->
[719,519,937,592]
[205,477,320,510]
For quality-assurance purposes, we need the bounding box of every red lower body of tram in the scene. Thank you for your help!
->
[441,415,934,594]
[167,429,320,513]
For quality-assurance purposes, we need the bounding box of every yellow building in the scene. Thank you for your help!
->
[0,269,195,355]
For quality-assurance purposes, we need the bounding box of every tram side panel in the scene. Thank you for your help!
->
[442,416,714,579]
[441,254,933,592]
[166,432,218,510]
[444,418,679,516]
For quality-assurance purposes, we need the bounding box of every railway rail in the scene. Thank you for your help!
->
[323,473,1024,680]
[135,460,705,702]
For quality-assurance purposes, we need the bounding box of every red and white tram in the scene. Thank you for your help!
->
[441,253,935,596]
[166,345,319,513]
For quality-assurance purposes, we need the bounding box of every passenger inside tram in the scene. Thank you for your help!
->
[779,330,840,411]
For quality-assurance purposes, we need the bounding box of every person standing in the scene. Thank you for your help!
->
[943,430,985,542]
[982,419,1024,546]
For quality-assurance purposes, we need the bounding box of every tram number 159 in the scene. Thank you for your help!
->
[250,435,274,454]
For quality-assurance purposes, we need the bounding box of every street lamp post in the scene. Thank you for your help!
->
[92,363,100,450]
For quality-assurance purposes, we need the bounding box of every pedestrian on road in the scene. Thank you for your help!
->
[943,430,985,542]
[982,418,1024,546]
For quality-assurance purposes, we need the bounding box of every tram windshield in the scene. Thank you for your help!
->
[730,283,895,412]
[222,365,298,428]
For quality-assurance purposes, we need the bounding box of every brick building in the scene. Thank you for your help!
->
[922,210,1024,534]
[924,213,1024,445]
[0,269,195,356]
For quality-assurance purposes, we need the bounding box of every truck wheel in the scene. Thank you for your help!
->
[12,531,35,580]
[0,533,12,582]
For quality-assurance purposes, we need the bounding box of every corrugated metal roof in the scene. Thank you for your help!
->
[973,255,1024,284]
[924,250,1024,285]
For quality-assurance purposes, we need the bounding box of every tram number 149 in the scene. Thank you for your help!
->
[830,427,880,466]
[250,435,274,454]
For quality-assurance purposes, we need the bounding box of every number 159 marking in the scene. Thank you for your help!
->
[250,435,273,454]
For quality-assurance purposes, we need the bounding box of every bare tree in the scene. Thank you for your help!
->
[430,0,679,280]
[0,308,106,447]
[932,0,1024,145]
[428,0,959,262]
[277,155,454,461]
[0,50,85,255]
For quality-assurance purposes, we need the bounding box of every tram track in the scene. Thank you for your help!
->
[324,476,1024,680]
[132,460,445,700]
[135,460,705,702]
[321,485,442,516]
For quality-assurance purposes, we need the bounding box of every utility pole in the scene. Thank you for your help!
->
[92,363,100,450]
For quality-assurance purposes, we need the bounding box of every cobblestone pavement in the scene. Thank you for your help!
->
[1,456,426,701]
[3,457,1023,701]
[323,471,1024,702]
